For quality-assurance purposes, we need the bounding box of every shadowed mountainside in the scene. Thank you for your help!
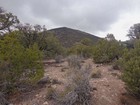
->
[49,27,101,47]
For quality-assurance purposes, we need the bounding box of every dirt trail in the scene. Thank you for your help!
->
[11,59,127,105]
[90,63,126,105]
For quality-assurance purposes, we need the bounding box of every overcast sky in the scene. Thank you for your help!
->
[0,0,140,41]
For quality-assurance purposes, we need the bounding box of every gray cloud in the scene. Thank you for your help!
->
[0,0,140,38]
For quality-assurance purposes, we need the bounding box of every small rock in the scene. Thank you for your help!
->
[43,101,49,105]
[35,94,39,97]
[37,77,51,85]
[90,87,97,91]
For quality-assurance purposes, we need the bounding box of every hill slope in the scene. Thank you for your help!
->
[49,27,101,47]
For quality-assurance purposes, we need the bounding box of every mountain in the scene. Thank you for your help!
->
[49,27,101,47]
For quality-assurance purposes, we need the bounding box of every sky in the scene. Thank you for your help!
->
[0,0,140,41]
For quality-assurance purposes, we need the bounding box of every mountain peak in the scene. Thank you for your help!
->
[49,27,101,47]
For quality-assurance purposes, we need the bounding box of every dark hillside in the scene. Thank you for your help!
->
[49,27,101,47]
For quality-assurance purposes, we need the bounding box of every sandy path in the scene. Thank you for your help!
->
[90,64,126,105]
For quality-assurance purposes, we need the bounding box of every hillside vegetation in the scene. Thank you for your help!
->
[1,7,140,105]
[49,27,101,47]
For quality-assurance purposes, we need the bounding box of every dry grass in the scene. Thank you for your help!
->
[91,68,101,78]
[56,58,92,105]
[46,86,56,100]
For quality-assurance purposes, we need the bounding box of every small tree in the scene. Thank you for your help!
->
[67,42,93,58]
[122,40,140,97]
[93,39,122,63]
[105,33,116,41]
[0,7,19,35]
[127,23,140,40]
[43,34,65,58]
[0,32,44,93]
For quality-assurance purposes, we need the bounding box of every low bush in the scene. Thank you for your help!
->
[57,62,92,105]
[67,43,93,58]
[0,33,44,94]
[93,39,123,63]
[46,86,56,100]
[67,55,82,69]
[91,68,101,78]
[121,40,140,98]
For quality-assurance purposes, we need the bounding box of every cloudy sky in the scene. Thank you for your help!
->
[0,0,140,41]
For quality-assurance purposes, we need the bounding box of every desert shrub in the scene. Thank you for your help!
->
[91,68,101,78]
[0,92,9,105]
[18,24,65,59]
[67,43,93,58]
[57,64,92,105]
[93,39,123,63]
[46,86,56,100]
[122,40,140,98]
[0,32,44,93]
[67,55,82,69]
[43,35,65,59]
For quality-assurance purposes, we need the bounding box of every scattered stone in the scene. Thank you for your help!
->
[90,87,97,92]
[37,77,51,85]
[43,101,49,105]
[51,78,62,85]
[35,94,39,97]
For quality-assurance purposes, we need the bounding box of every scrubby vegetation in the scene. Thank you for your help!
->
[0,7,64,95]
[0,32,44,94]
[118,23,140,98]
[56,55,92,105]
[92,36,123,63]
[1,6,140,105]
[121,40,140,97]
[67,38,93,58]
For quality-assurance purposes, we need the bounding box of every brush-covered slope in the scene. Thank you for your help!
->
[49,27,101,47]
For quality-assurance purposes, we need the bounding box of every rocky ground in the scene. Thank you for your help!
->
[9,59,140,105]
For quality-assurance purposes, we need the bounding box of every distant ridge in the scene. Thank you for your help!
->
[49,27,101,47]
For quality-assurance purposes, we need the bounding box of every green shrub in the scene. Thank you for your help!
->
[0,32,44,93]
[122,40,140,98]
[43,35,65,59]
[67,43,93,58]
[93,39,123,63]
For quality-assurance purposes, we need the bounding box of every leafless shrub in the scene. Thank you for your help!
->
[0,92,9,105]
[46,86,57,100]
[57,64,92,105]
[67,55,82,69]
[58,91,78,105]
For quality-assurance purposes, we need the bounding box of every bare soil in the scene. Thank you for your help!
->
[9,59,140,105]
